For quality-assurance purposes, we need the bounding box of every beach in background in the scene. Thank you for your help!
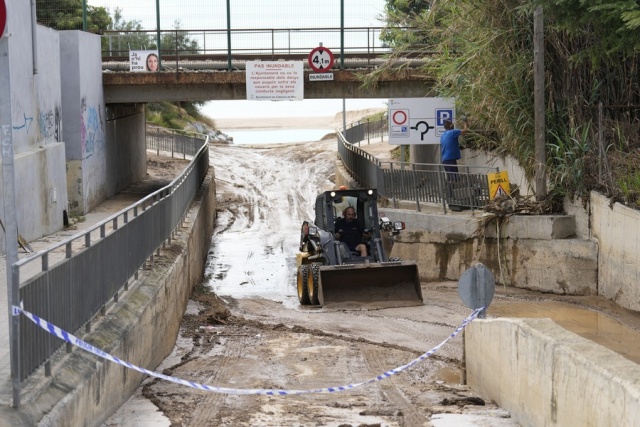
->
[205,99,387,144]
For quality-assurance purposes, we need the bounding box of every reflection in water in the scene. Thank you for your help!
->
[490,301,640,364]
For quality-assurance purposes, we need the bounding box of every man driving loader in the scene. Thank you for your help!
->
[334,206,368,256]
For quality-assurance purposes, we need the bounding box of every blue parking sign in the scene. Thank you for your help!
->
[436,109,454,126]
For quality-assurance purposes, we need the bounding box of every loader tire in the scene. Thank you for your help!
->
[297,264,311,305]
[307,263,321,305]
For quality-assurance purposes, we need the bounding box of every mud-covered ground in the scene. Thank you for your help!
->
[103,139,518,427]
[104,137,640,427]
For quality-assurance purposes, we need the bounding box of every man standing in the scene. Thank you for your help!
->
[440,119,468,173]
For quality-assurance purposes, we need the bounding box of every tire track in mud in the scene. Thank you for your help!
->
[358,343,430,427]
[163,331,250,426]
[206,142,334,303]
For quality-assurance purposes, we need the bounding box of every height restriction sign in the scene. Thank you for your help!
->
[308,46,334,72]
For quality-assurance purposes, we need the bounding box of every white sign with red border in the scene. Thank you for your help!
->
[308,46,334,73]
[388,97,456,145]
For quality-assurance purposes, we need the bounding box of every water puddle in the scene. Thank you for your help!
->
[490,301,640,364]
[435,366,462,384]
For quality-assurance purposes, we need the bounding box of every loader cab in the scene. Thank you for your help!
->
[315,189,381,238]
[311,189,384,263]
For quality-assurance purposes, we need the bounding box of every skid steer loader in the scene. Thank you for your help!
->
[296,188,423,309]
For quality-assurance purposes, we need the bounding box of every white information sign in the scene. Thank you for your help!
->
[309,73,334,81]
[130,50,159,72]
[388,98,456,145]
[246,61,304,101]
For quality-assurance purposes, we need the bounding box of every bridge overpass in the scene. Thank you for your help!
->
[102,67,434,103]
[100,26,434,103]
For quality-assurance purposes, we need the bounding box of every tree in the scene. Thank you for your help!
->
[160,20,200,55]
[380,0,432,47]
[36,0,111,32]
[102,8,154,55]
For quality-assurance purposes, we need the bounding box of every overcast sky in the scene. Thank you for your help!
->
[89,0,387,31]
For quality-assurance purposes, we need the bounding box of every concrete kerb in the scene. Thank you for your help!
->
[0,170,216,427]
[465,318,640,427]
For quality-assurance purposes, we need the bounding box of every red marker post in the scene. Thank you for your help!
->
[0,0,6,38]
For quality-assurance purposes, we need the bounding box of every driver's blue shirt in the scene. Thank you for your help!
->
[440,129,462,162]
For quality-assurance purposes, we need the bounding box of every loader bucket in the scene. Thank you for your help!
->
[318,261,423,310]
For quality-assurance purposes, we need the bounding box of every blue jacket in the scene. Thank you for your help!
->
[440,129,462,162]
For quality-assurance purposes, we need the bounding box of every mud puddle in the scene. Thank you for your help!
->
[490,301,640,364]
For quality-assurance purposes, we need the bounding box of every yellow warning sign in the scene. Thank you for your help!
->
[487,171,510,200]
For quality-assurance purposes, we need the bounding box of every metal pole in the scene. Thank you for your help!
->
[1,30,22,407]
[30,0,37,74]
[340,0,344,69]
[82,0,87,31]
[534,6,547,200]
[342,98,346,135]
[156,0,162,69]
[226,0,232,71]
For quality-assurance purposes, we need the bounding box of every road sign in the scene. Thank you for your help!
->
[0,0,6,38]
[488,171,510,199]
[388,98,456,145]
[308,46,334,73]
[309,73,333,81]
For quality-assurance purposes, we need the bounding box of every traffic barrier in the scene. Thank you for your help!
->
[13,304,482,395]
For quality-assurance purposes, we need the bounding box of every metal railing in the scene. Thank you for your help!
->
[101,27,397,72]
[343,116,387,145]
[146,128,208,158]
[338,122,498,213]
[10,131,209,404]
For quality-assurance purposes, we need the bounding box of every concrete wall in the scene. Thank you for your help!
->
[387,222,598,296]
[591,191,640,312]
[3,171,216,427]
[465,318,640,427]
[0,3,68,244]
[104,104,147,195]
[462,148,531,196]
[335,161,599,295]
[60,31,108,215]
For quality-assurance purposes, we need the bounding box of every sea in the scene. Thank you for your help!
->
[201,98,387,145]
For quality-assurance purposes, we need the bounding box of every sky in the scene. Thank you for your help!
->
[89,0,387,31]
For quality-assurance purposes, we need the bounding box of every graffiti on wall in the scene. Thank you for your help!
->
[38,107,61,143]
[80,98,105,159]
[13,112,33,133]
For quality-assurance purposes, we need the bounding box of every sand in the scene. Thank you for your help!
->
[214,108,386,131]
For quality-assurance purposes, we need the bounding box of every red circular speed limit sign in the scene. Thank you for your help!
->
[0,0,6,39]
[308,46,334,73]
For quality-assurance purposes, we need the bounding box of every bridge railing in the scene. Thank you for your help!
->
[338,124,499,213]
[9,131,209,403]
[101,27,392,71]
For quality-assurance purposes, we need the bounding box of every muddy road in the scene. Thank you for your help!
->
[105,139,518,427]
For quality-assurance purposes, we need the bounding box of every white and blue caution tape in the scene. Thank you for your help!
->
[13,305,483,395]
